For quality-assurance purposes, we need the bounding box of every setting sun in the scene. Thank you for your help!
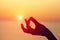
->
[17,15,24,21]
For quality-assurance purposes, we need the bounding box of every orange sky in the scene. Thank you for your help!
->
[0,0,60,21]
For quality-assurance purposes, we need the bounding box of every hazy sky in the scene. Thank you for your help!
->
[0,0,60,21]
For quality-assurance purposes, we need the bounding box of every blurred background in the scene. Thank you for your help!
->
[0,0,60,40]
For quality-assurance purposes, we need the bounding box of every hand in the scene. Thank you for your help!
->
[21,17,57,40]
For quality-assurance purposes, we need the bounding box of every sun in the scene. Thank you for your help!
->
[17,15,24,20]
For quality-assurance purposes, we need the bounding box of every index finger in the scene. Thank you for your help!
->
[28,17,39,25]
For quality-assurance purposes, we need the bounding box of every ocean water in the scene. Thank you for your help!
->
[0,21,60,40]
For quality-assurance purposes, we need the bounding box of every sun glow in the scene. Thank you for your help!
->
[17,15,24,21]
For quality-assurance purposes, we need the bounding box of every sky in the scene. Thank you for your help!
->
[0,0,60,21]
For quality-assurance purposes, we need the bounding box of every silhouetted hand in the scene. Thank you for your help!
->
[21,17,57,40]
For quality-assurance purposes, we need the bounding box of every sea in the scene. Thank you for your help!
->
[0,21,60,40]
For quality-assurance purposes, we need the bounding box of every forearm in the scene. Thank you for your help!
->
[45,32,57,40]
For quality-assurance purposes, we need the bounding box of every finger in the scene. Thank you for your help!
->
[25,19,29,25]
[21,24,28,33]
[25,19,31,25]
[29,17,39,25]
[25,19,32,29]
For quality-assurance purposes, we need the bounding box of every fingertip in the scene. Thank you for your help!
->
[25,19,30,25]
[21,24,24,28]
[29,17,39,25]
[21,24,26,32]
[29,17,35,21]
[30,17,33,19]
[25,19,27,22]
[21,24,29,33]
